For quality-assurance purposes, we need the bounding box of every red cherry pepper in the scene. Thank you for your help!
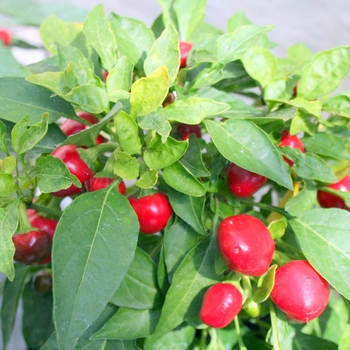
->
[0,28,11,46]
[200,283,243,328]
[12,230,52,265]
[217,214,275,276]
[60,111,105,145]
[128,192,173,234]
[177,123,202,140]
[270,260,330,322]
[227,163,267,198]
[317,175,350,211]
[179,41,193,68]
[51,145,93,197]
[85,177,126,195]
[278,131,305,166]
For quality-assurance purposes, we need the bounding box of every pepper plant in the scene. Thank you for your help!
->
[1,0,350,349]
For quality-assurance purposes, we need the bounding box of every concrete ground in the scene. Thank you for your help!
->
[1,0,350,349]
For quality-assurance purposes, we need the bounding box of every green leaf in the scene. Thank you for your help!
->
[0,200,19,281]
[290,208,350,300]
[0,77,76,124]
[137,112,172,143]
[144,323,195,350]
[114,111,142,154]
[0,45,27,78]
[136,169,159,189]
[339,323,350,350]
[40,15,87,55]
[143,134,188,170]
[113,151,140,180]
[110,248,163,310]
[302,132,350,160]
[0,173,18,196]
[166,186,206,235]
[0,120,9,155]
[297,46,350,100]
[106,56,133,93]
[63,84,110,114]
[53,182,139,349]
[268,218,288,240]
[292,331,337,350]
[323,95,350,118]
[130,66,169,118]
[149,235,221,341]
[62,103,121,147]
[83,4,118,72]
[25,71,71,97]
[242,46,277,88]
[92,308,161,340]
[204,119,293,190]
[180,134,210,178]
[215,25,274,64]
[109,13,155,74]
[173,0,207,41]
[25,56,60,75]
[253,265,277,303]
[63,63,103,89]
[40,332,59,350]
[163,216,201,282]
[227,10,252,32]
[1,120,66,154]
[158,98,230,124]
[1,156,16,174]
[36,155,81,193]
[163,161,206,197]
[144,23,180,86]
[11,114,48,154]
[197,86,260,117]
[1,264,30,349]
[287,42,314,62]
[22,281,55,349]
[281,148,337,183]
[285,180,317,217]
[72,302,118,349]
[279,97,323,119]
[57,43,94,71]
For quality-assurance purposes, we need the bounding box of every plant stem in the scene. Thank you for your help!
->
[18,201,33,232]
[29,203,62,219]
[234,317,248,350]
[239,198,292,219]
[268,300,284,350]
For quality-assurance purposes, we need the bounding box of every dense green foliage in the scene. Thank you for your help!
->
[1,0,350,349]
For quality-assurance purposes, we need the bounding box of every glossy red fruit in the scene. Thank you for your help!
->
[85,177,126,195]
[0,28,11,46]
[177,123,201,140]
[128,193,172,234]
[227,163,267,198]
[270,260,330,322]
[200,283,243,328]
[217,214,275,277]
[60,111,105,145]
[102,70,109,81]
[317,175,350,211]
[12,230,52,265]
[27,210,58,239]
[51,145,93,197]
[179,41,193,68]
[27,210,58,264]
[278,131,305,166]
